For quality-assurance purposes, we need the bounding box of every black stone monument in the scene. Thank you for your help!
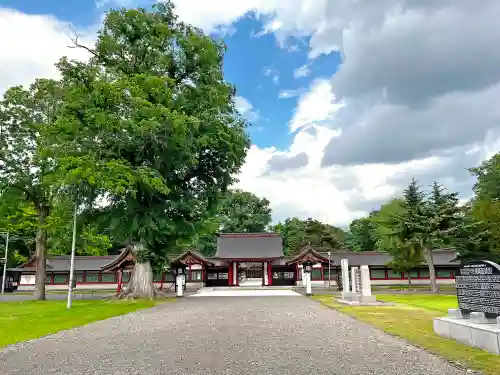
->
[455,260,500,318]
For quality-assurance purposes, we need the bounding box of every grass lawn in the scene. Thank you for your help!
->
[312,294,500,375]
[11,289,116,295]
[0,299,165,348]
[376,294,458,313]
[372,285,457,293]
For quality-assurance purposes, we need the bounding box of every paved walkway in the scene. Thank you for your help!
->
[0,296,471,375]
[191,287,301,297]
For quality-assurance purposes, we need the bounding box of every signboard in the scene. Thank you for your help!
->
[455,260,500,317]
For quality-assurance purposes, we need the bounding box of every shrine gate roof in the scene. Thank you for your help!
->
[215,233,284,259]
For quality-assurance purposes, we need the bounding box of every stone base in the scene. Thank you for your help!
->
[361,295,377,303]
[341,291,355,299]
[433,317,500,354]
[447,308,469,320]
[340,292,377,303]
[335,294,391,306]
[336,298,392,306]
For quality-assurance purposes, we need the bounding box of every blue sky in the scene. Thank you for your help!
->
[0,0,341,150]
[0,1,498,226]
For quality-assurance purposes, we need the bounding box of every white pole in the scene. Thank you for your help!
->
[1,232,9,295]
[328,251,331,291]
[67,203,78,309]
[176,272,183,297]
[306,272,312,295]
[341,259,349,294]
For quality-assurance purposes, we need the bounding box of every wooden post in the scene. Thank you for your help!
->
[159,271,165,290]
[116,269,123,295]
[267,262,272,286]
[262,262,265,286]
[236,262,239,286]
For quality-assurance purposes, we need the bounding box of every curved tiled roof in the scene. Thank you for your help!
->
[316,249,460,266]
[17,254,121,271]
[215,233,283,259]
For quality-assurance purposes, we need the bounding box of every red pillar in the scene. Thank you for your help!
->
[321,264,325,281]
[116,269,123,295]
[262,262,265,286]
[268,262,272,286]
[228,262,233,286]
[236,262,239,286]
[202,266,205,284]
[159,271,165,290]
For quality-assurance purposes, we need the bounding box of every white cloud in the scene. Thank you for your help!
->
[171,0,340,59]
[289,79,344,133]
[0,8,95,96]
[235,127,457,227]
[278,88,305,99]
[263,67,280,85]
[171,0,277,35]
[234,96,260,122]
[293,64,310,78]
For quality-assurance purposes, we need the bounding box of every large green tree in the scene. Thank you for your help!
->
[218,189,272,233]
[178,189,272,256]
[54,4,250,298]
[372,198,423,287]
[0,79,64,299]
[400,179,440,292]
[418,182,464,292]
[272,217,346,256]
[0,186,36,266]
[344,216,377,252]
[469,153,500,255]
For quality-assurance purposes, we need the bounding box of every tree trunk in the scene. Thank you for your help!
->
[117,260,156,299]
[33,210,48,301]
[424,247,438,293]
[407,272,412,288]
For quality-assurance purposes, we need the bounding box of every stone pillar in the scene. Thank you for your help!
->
[351,267,358,293]
[263,262,268,286]
[176,273,183,297]
[233,262,237,286]
[341,259,350,295]
[360,265,372,296]
[306,272,312,296]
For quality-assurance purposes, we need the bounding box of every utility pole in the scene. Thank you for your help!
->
[67,203,78,308]
[1,231,9,295]
[328,251,331,291]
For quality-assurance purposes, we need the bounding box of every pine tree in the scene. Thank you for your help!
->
[401,178,441,292]
[427,181,462,248]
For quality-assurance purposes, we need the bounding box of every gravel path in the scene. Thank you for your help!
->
[0,295,472,375]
